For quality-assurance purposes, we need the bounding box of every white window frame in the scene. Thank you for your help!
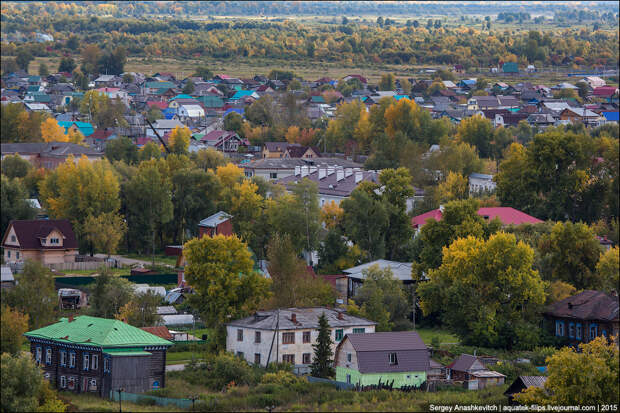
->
[60,350,67,367]
[60,376,67,388]
[389,352,398,365]
[35,346,42,363]
[83,353,89,371]
[69,351,76,368]
[45,348,52,365]
[91,354,98,370]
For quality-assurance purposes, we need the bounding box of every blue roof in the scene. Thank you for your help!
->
[394,95,410,101]
[224,108,244,117]
[162,108,177,119]
[461,79,476,86]
[602,111,619,122]
[231,90,256,100]
[169,94,195,101]
[57,121,94,137]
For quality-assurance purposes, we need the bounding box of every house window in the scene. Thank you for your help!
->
[16,252,20,260]
[104,358,110,372]
[303,353,311,364]
[282,332,295,344]
[50,238,59,244]
[60,351,67,367]
[282,354,295,364]
[7,251,10,258]
[389,353,398,365]
[60,376,67,389]
[69,352,76,368]
[569,323,575,338]
[67,377,76,390]
[43,372,51,380]
[270,172,278,179]
[576,323,582,340]
[335,329,344,342]
[236,351,244,358]
[347,353,352,362]
[10,235,16,242]
[555,321,564,337]
[352,328,365,334]
[237,329,244,342]
[35,347,42,363]
[89,378,97,391]
[253,331,262,343]
[92,354,98,370]
[83,354,89,371]
[346,374,351,384]
[254,353,261,364]
[303,331,311,343]
[590,324,598,340]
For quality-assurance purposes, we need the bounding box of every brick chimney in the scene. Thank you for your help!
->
[291,313,297,323]
[301,166,309,177]
[68,315,74,322]
[336,169,345,182]
[355,171,364,183]
[318,168,327,180]
[337,312,344,320]
[345,168,353,178]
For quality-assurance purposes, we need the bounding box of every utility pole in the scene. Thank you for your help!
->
[412,285,416,329]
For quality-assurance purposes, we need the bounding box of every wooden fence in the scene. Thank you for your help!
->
[47,261,114,271]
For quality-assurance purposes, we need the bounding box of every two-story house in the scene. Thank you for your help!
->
[2,219,79,265]
[25,315,172,397]
[226,307,376,374]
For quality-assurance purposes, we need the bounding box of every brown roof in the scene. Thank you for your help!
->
[343,331,429,374]
[140,326,173,341]
[544,290,619,322]
[2,219,78,250]
[447,354,485,372]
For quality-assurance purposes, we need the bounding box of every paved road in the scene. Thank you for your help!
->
[93,254,173,268]
[165,364,186,372]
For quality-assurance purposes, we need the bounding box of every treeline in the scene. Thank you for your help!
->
[1,14,618,67]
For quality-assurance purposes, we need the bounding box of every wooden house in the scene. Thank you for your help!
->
[25,316,172,397]
[447,354,505,390]
[198,211,233,238]
[504,376,547,404]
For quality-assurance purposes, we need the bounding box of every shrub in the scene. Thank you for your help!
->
[260,371,301,386]
[179,352,256,389]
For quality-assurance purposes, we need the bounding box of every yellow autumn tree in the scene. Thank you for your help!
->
[38,155,121,241]
[216,163,244,188]
[434,171,469,204]
[67,128,84,144]
[353,110,372,153]
[321,200,344,229]
[168,126,191,154]
[41,118,68,142]
[229,179,265,245]
[285,125,300,144]
[83,212,127,257]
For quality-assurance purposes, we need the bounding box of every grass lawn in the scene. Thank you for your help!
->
[123,253,178,267]
[166,351,206,365]
[59,392,184,412]
[55,268,131,277]
[414,328,460,346]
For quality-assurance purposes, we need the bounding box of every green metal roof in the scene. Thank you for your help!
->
[103,348,152,356]
[145,81,176,89]
[24,316,172,348]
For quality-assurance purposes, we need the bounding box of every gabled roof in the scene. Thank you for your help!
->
[343,260,413,282]
[57,121,94,137]
[25,315,173,347]
[544,290,619,322]
[343,331,429,374]
[227,307,376,330]
[411,207,543,228]
[2,219,78,250]
[447,354,485,372]
[198,211,232,228]
[140,326,173,341]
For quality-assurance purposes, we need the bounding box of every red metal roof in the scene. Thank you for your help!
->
[146,101,168,110]
[411,207,542,229]
[140,326,173,341]
[593,86,618,97]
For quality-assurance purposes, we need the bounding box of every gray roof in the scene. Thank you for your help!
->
[161,314,194,326]
[227,307,376,331]
[1,266,14,282]
[469,173,493,180]
[156,306,178,315]
[198,211,232,228]
[276,169,378,197]
[343,260,413,282]
[1,142,102,158]
[448,354,485,372]
[244,158,361,170]
[152,119,185,129]
[519,376,547,388]
[344,331,430,374]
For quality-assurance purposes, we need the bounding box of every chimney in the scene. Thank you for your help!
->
[355,171,363,183]
[345,168,353,178]
[291,313,297,323]
[319,168,327,180]
[68,315,74,323]
[327,166,335,176]
[336,169,345,182]
[301,166,309,177]
[294,166,301,176]
[337,312,344,320]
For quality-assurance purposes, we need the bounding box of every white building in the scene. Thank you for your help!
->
[242,158,362,182]
[145,119,185,139]
[469,173,496,194]
[177,104,205,120]
[226,307,376,374]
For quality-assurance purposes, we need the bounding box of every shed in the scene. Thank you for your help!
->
[502,62,519,73]
[504,376,547,403]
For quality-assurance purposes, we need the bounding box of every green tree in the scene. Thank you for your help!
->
[490,126,514,168]
[418,232,547,349]
[456,114,494,158]
[3,261,56,329]
[182,79,195,94]
[310,313,335,378]
[353,265,411,331]
[341,188,389,260]
[192,148,227,171]
[1,154,32,178]
[378,73,395,91]
[1,57,19,75]
[596,246,619,294]
[115,291,162,327]
[38,62,49,77]
[146,106,164,123]
[15,48,33,71]
[104,136,139,164]
[1,353,67,412]
[193,66,213,80]
[88,269,134,319]
[537,222,602,289]
[184,235,271,349]
[245,95,276,127]
[0,306,29,355]
[139,141,162,161]
[1,175,37,236]
[576,81,590,100]
[83,212,127,257]
[515,336,618,405]
[223,112,244,134]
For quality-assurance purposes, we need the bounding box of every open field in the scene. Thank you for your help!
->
[414,328,460,346]
[60,392,185,412]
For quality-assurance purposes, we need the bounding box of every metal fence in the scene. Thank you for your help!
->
[109,390,193,409]
[47,261,114,271]
[306,376,356,390]
[54,273,179,289]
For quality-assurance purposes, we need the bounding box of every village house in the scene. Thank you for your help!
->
[335,331,430,388]
[198,211,233,238]
[1,265,15,289]
[2,219,79,265]
[0,142,103,169]
[543,290,619,346]
[447,354,506,390]
[504,376,547,404]
[25,315,172,397]
[342,260,417,300]
[242,158,361,181]
[226,307,376,374]
[468,173,496,194]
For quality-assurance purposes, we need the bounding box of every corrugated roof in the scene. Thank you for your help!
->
[544,290,619,322]
[198,211,232,228]
[24,316,172,347]
[519,376,547,388]
[347,331,427,352]
[227,307,376,330]
[343,260,413,282]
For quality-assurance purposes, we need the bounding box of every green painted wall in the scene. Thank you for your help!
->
[336,367,426,388]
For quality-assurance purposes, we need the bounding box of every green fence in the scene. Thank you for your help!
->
[110,390,193,409]
[55,273,178,289]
